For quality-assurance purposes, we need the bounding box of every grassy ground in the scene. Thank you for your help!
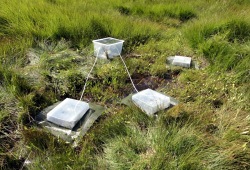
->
[0,0,249,169]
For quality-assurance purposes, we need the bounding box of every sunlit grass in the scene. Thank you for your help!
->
[0,0,249,169]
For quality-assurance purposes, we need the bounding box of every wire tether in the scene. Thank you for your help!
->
[74,46,138,113]
[117,52,138,93]
[74,48,100,113]
[78,56,98,102]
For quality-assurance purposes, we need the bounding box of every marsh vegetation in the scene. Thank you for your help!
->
[0,0,249,169]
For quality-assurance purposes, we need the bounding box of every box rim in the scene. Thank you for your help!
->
[92,37,124,46]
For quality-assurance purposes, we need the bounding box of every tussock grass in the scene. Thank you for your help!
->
[0,0,249,169]
[184,17,250,83]
[116,3,197,23]
[0,0,161,52]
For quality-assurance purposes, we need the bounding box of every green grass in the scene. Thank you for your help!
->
[0,0,249,169]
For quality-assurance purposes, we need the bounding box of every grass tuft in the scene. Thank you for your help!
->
[0,0,249,169]
[226,19,250,43]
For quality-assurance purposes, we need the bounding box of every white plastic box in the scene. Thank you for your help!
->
[132,89,170,116]
[93,37,124,59]
[47,98,89,129]
[172,56,192,68]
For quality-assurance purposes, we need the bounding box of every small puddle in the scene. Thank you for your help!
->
[132,76,165,91]
[126,74,173,91]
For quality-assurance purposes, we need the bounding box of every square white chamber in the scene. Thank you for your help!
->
[172,56,192,68]
[47,98,89,129]
[132,89,170,116]
[93,37,124,59]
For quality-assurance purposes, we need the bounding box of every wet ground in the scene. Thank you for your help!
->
[124,70,180,94]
